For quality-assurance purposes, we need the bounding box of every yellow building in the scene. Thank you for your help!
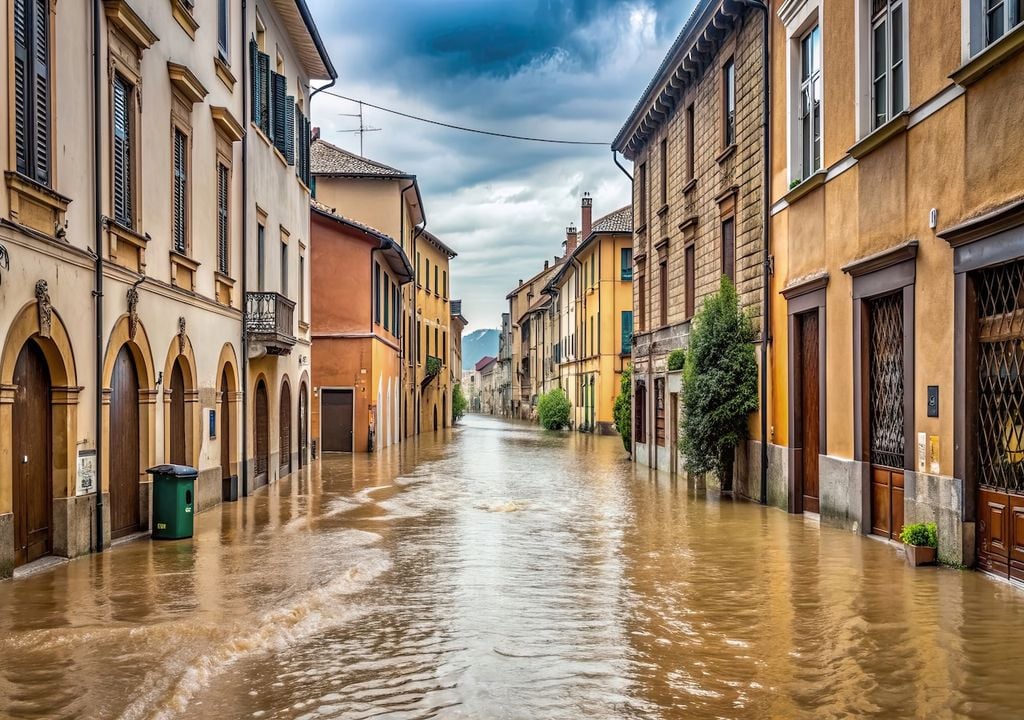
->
[767,0,1024,573]
[547,198,633,433]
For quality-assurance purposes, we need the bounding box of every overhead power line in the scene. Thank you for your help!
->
[319,90,610,146]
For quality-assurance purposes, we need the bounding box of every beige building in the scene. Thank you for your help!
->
[613,0,768,481]
[0,0,333,576]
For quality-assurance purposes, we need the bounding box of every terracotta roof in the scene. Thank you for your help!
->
[475,355,496,371]
[591,206,633,234]
[311,138,409,177]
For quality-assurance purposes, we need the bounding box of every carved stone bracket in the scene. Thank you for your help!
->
[177,316,186,354]
[127,286,139,340]
[35,279,52,338]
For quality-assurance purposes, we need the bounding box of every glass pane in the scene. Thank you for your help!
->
[988,3,1006,42]
[891,6,903,65]
[873,21,887,81]
[891,61,904,114]
[874,77,887,128]
[812,26,821,73]
[801,33,811,80]
[812,103,821,171]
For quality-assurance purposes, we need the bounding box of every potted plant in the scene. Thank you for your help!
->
[899,522,938,567]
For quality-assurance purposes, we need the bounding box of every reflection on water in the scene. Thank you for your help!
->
[2,414,1024,719]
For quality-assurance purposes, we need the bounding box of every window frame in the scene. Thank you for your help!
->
[170,123,191,255]
[798,24,823,179]
[12,0,54,186]
[685,104,695,182]
[217,0,230,61]
[968,0,1023,56]
[721,216,736,284]
[659,257,669,327]
[638,162,648,227]
[659,137,669,207]
[621,247,633,280]
[684,243,696,320]
[111,70,139,230]
[722,57,736,148]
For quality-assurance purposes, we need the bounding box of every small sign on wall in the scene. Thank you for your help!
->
[209,408,217,439]
[917,432,927,474]
[76,450,96,496]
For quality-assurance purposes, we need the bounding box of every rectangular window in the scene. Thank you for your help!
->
[417,252,421,285]
[723,58,736,147]
[443,270,448,298]
[249,40,271,135]
[299,254,305,322]
[375,262,381,325]
[217,0,229,60]
[257,223,266,290]
[800,26,823,176]
[638,274,646,332]
[172,128,189,254]
[638,163,648,226]
[216,163,230,275]
[621,248,633,280]
[13,0,51,185]
[655,377,666,447]
[417,320,422,363]
[280,241,288,294]
[425,258,431,291]
[590,254,595,286]
[621,311,633,354]
[590,317,595,356]
[384,274,390,332]
[635,381,647,444]
[434,327,439,357]
[973,0,1023,52]
[660,138,668,206]
[871,0,905,130]
[686,104,695,181]
[112,73,134,228]
[685,244,695,319]
[659,259,668,327]
[722,217,736,283]
[435,265,440,295]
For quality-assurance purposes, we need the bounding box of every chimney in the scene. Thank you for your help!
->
[581,192,593,238]
[566,224,578,254]
[544,260,549,270]
[311,126,321,141]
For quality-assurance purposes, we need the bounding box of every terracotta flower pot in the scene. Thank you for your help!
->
[904,543,937,567]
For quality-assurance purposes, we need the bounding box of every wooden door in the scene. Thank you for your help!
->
[669,392,679,474]
[868,293,905,539]
[254,381,269,483]
[298,384,307,468]
[110,345,141,538]
[800,312,820,513]
[279,382,291,475]
[12,340,52,566]
[654,378,666,447]
[322,389,353,452]
[220,369,231,480]
[169,359,186,465]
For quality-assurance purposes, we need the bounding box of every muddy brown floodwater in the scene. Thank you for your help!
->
[3,414,1024,719]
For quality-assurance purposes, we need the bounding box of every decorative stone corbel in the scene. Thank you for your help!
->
[177,316,186,355]
[35,280,52,338]
[127,286,139,340]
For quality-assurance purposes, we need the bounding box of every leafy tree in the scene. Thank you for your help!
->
[537,388,571,430]
[613,365,632,453]
[667,349,685,371]
[680,277,758,491]
[452,384,468,423]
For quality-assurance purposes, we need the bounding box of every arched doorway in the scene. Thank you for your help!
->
[298,382,308,468]
[110,345,141,538]
[169,358,186,465]
[12,340,52,566]
[220,368,232,482]
[254,379,269,486]
[279,380,292,476]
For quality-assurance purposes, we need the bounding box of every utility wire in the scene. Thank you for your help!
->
[319,90,610,146]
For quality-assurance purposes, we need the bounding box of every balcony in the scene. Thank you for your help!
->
[245,292,296,356]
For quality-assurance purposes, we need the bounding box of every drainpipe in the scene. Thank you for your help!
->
[402,181,425,433]
[612,150,636,456]
[240,0,249,496]
[92,0,104,553]
[740,0,771,505]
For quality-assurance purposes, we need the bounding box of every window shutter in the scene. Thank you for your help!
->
[13,0,29,176]
[258,51,271,134]
[249,39,259,125]
[284,96,295,165]
[217,163,229,275]
[30,0,49,184]
[271,72,286,151]
[112,75,132,228]
[621,311,633,354]
[173,129,188,253]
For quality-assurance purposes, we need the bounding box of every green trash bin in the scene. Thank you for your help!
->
[147,464,197,540]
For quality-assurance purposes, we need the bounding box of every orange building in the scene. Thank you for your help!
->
[310,201,413,453]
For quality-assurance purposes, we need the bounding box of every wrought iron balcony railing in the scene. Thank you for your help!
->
[245,292,296,355]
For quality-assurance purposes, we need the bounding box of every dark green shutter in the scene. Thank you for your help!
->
[13,0,29,176]
[217,163,229,275]
[14,0,50,184]
[284,96,295,164]
[249,39,259,126]
[112,74,132,228]
[173,129,187,253]
[271,72,286,150]
[257,51,270,134]
[621,311,633,354]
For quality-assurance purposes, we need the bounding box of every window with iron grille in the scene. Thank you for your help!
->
[870,0,905,130]
[13,0,50,185]
[172,128,188,254]
[799,25,822,177]
[868,292,905,469]
[217,162,229,275]
[975,260,1024,493]
[723,58,736,147]
[112,73,134,228]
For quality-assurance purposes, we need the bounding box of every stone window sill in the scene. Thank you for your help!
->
[170,250,200,292]
[951,23,1024,86]
[656,203,669,217]
[849,112,909,160]
[5,171,71,238]
[106,220,148,273]
[716,143,737,165]
[634,222,648,236]
[170,0,199,39]
[783,170,827,205]
[215,271,235,306]
[681,178,697,195]
[214,56,236,91]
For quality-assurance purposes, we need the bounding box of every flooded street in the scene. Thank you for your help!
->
[3,414,1024,719]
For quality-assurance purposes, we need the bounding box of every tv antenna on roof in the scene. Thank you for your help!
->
[338,101,381,157]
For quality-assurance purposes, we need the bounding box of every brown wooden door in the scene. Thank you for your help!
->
[169,359,186,465]
[110,345,141,538]
[220,369,231,480]
[279,382,291,475]
[654,378,666,447]
[298,384,307,468]
[800,312,820,513]
[870,467,904,539]
[12,340,52,566]
[254,381,269,483]
[322,389,353,452]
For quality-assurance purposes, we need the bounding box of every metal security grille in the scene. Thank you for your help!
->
[976,260,1024,493]
[869,293,905,468]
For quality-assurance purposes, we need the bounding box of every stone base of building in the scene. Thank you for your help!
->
[904,470,972,567]
[633,441,678,473]
[817,456,866,533]
[196,468,223,513]
[0,513,13,579]
[737,440,788,509]
[53,495,100,560]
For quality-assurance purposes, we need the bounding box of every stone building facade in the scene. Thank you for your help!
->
[613,0,770,481]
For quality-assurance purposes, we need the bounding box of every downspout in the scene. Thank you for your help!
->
[92,0,104,553]
[740,0,771,505]
[402,181,424,433]
[612,149,636,457]
[240,0,250,496]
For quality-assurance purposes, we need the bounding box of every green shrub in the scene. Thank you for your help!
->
[789,177,802,190]
[452,384,468,423]
[425,355,442,378]
[613,365,632,453]
[667,349,685,371]
[680,277,758,490]
[899,522,938,548]
[537,388,571,430]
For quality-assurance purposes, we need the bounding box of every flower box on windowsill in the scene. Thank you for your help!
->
[783,170,827,205]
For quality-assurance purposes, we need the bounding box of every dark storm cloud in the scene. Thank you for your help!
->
[307,0,696,330]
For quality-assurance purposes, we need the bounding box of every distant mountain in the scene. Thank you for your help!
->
[462,328,499,371]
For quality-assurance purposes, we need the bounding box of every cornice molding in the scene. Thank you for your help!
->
[841,240,919,278]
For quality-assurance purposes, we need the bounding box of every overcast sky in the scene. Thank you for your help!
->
[307,0,697,330]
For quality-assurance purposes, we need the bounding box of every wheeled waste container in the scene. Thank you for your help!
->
[146,464,197,539]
